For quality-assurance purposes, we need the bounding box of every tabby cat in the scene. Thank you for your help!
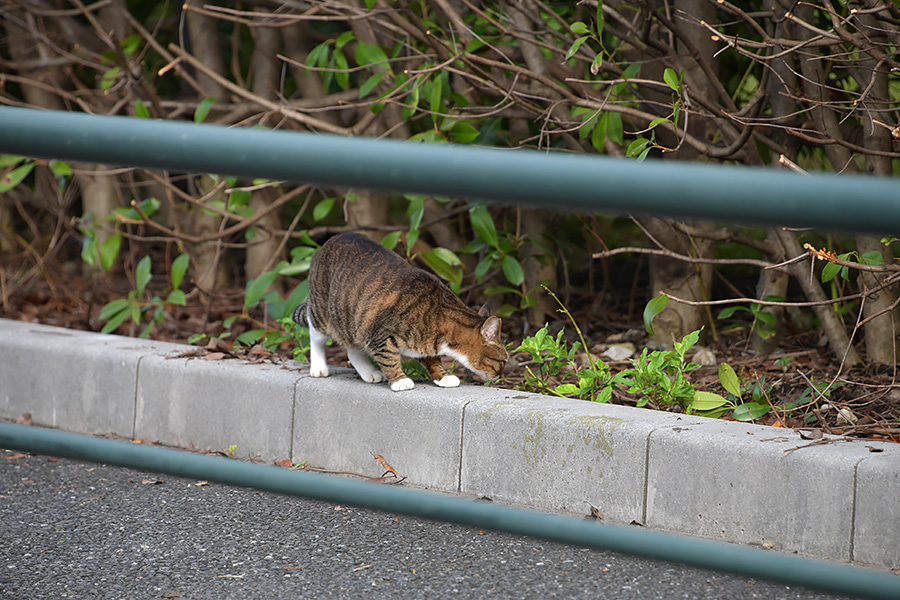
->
[293,232,508,391]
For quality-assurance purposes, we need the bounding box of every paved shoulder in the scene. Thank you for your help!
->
[1,451,848,600]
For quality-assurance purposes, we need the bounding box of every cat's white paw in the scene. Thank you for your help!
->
[361,371,385,384]
[390,377,415,392]
[309,364,330,378]
[435,374,460,388]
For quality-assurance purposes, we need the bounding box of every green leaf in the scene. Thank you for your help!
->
[732,402,771,421]
[717,305,750,319]
[99,298,131,322]
[355,42,389,68]
[860,250,884,266]
[420,248,462,290]
[0,155,25,168]
[690,391,729,411]
[313,197,336,221]
[194,97,216,123]
[333,49,349,90]
[359,72,384,98]
[99,233,122,272]
[718,363,741,399]
[406,195,426,231]
[335,30,355,51]
[135,255,152,296]
[590,52,603,76]
[100,302,133,334]
[626,137,651,159]
[663,67,679,91]
[501,255,525,286]
[245,270,279,309]
[821,261,841,283]
[306,41,331,68]
[648,116,670,129]
[429,73,445,115]
[555,383,580,395]
[450,121,479,144]
[81,232,98,266]
[565,36,589,62]
[121,34,141,55]
[170,254,190,290]
[591,112,607,152]
[100,67,121,91]
[606,112,623,146]
[484,285,521,296]
[236,329,267,347]
[570,21,590,35]
[49,160,72,179]
[166,289,187,306]
[0,161,34,193]
[134,99,150,118]
[643,294,668,335]
[469,205,499,248]
[381,231,401,250]
[474,256,494,282]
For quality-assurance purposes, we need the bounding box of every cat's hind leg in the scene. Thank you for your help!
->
[347,348,384,384]
[423,356,460,388]
[307,318,330,378]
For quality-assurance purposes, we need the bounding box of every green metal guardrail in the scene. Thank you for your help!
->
[1,422,898,600]
[0,106,898,234]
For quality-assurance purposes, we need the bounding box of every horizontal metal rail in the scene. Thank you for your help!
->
[1,422,898,600]
[0,107,898,234]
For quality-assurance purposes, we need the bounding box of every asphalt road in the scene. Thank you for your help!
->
[1,449,850,600]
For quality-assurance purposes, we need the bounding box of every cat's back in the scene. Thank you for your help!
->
[309,232,432,303]
[314,232,409,275]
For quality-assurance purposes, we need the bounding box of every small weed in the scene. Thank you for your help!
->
[513,291,771,421]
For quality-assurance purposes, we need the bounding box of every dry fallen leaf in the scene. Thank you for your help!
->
[141,478,163,485]
[275,459,293,468]
[799,428,823,440]
[194,481,209,487]
[15,413,32,426]
[372,453,400,478]
[588,504,603,521]
[203,352,227,361]
[5,453,27,460]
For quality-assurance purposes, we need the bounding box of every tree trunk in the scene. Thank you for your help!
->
[645,218,714,345]
[752,230,789,355]
[244,27,286,282]
[773,229,862,368]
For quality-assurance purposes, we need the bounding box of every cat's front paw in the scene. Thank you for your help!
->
[309,364,330,378]
[390,377,415,392]
[435,375,460,388]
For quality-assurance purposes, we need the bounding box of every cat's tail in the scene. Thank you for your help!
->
[292,303,308,327]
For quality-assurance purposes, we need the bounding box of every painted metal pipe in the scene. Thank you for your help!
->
[1,422,897,600]
[0,107,897,234]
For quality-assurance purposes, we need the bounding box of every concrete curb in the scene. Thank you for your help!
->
[1,317,897,569]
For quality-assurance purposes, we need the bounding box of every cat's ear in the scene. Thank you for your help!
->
[481,316,501,343]
[477,304,491,318]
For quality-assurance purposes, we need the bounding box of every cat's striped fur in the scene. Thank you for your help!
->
[293,233,508,391]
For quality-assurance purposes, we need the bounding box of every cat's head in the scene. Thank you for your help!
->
[468,313,509,381]
[459,305,508,381]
